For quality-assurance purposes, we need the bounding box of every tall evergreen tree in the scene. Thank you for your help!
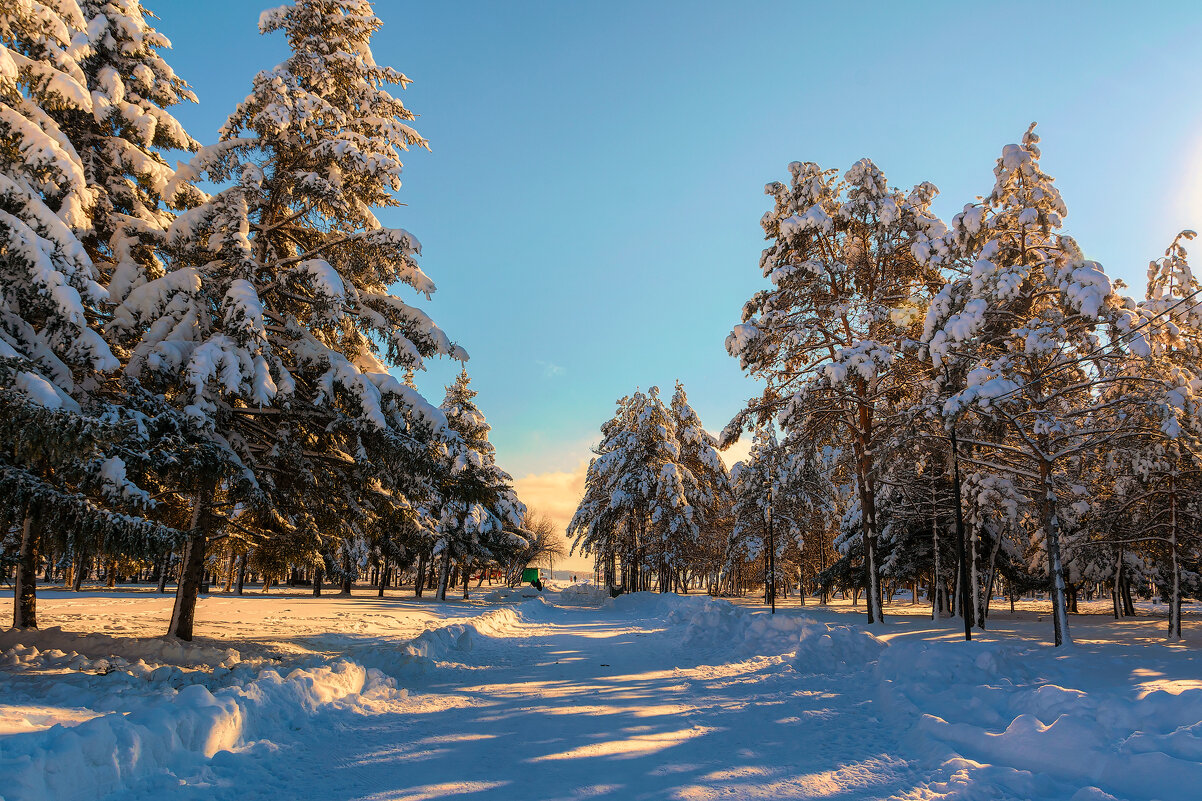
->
[432,369,525,600]
[110,0,464,638]
[0,0,181,626]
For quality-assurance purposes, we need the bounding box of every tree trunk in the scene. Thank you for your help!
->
[462,557,471,600]
[1169,476,1182,640]
[980,529,1002,626]
[378,557,389,598]
[969,520,982,628]
[13,508,40,629]
[73,549,88,592]
[414,551,426,598]
[1039,457,1072,647]
[436,549,451,601]
[950,430,972,641]
[340,550,353,596]
[168,484,214,641]
[236,552,247,596]
[156,552,170,593]
[853,415,883,625]
[1122,575,1135,617]
[314,563,324,597]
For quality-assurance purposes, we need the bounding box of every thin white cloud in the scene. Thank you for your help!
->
[535,359,565,378]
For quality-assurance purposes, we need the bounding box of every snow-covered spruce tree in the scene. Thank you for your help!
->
[110,0,464,638]
[923,124,1142,646]
[0,1,185,626]
[662,382,729,592]
[569,395,633,592]
[0,357,188,626]
[432,369,525,601]
[570,385,726,593]
[725,158,947,624]
[62,0,199,300]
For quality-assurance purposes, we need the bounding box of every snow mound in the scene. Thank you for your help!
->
[877,639,1202,800]
[404,607,521,653]
[0,626,242,670]
[792,619,888,674]
[667,599,808,655]
[0,660,390,801]
[610,591,706,617]
[343,607,523,679]
[482,585,541,602]
[663,600,888,667]
[557,583,613,607]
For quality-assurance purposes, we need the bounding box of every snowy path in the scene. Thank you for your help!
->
[10,591,1202,800]
[109,597,921,801]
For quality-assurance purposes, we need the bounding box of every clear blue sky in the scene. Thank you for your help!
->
[154,0,1202,496]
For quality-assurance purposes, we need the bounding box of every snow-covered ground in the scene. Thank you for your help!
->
[2,587,1200,800]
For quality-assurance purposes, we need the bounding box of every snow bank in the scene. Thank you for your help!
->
[0,639,258,695]
[0,626,242,670]
[661,599,887,667]
[793,619,888,674]
[403,607,520,659]
[557,583,613,607]
[876,639,1202,800]
[0,626,270,740]
[0,660,388,801]
[667,599,804,654]
[610,590,705,617]
[0,607,528,800]
[323,607,523,682]
[649,597,1202,799]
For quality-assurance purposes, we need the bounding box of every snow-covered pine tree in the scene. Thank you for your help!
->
[923,124,1139,646]
[1095,231,1202,639]
[725,158,947,624]
[110,0,464,638]
[432,369,525,600]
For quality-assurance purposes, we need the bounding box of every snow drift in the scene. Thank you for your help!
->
[0,660,387,801]
[0,606,528,801]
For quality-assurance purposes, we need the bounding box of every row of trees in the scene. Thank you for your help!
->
[569,127,1199,646]
[1,0,529,639]
[722,125,1200,645]
[568,384,731,594]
